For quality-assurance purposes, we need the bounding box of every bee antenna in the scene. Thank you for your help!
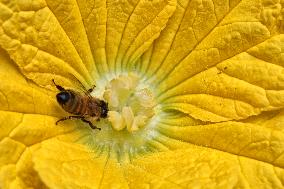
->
[52,79,65,91]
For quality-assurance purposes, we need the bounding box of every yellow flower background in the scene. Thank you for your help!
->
[1,0,284,188]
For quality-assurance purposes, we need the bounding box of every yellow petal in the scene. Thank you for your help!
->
[245,110,284,131]
[0,138,25,168]
[1,0,284,188]
[0,48,26,84]
[135,0,284,122]
[15,145,48,189]
[248,35,284,67]
[98,158,129,189]
[158,110,284,168]
[147,0,275,88]
[0,52,86,187]
[0,110,82,188]
[125,146,284,188]
[0,1,93,87]
[33,139,113,188]
[0,130,43,188]
[141,1,284,122]
[0,80,65,116]
[103,0,176,73]
[142,0,241,80]
[75,0,109,74]
[44,0,98,78]
[0,47,63,116]
[158,48,284,122]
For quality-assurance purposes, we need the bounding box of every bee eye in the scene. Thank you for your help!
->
[56,92,70,104]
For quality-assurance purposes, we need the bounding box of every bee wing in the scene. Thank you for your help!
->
[66,73,95,97]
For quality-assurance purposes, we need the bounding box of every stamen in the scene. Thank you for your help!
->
[103,73,156,132]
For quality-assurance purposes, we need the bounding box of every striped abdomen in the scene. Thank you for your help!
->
[61,90,102,117]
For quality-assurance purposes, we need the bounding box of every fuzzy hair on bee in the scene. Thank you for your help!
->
[52,79,108,130]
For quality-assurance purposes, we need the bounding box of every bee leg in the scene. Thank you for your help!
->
[87,84,96,93]
[52,79,65,91]
[81,118,101,130]
[56,115,83,125]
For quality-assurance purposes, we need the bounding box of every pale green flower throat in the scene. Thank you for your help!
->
[86,73,159,161]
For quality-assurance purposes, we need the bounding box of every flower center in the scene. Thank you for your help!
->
[103,73,156,132]
[85,73,160,162]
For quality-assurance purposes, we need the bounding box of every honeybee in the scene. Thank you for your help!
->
[52,79,108,130]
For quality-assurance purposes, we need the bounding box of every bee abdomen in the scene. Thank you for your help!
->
[65,95,84,115]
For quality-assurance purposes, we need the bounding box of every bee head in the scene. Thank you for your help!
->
[100,100,109,118]
[56,91,71,105]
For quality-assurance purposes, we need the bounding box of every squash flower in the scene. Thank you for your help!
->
[1,0,284,188]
